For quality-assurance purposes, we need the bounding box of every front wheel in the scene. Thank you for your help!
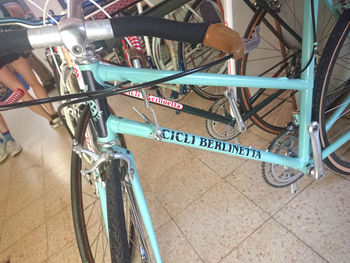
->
[312,9,350,175]
[71,106,150,262]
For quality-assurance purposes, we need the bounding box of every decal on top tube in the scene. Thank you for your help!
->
[124,90,183,110]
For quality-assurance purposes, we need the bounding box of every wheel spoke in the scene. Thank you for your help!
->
[93,214,103,259]
[85,199,98,227]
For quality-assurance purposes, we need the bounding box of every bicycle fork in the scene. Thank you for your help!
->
[73,142,163,263]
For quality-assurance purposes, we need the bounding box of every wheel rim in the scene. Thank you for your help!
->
[73,109,150,262]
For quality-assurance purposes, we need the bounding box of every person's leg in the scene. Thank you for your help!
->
[0,112,10,134]
[10,56,56,115]
[0,64,53,121]
[0,113,14,142]
[0,113,8,162]
[0,113,21,161]
[27,53,56,91]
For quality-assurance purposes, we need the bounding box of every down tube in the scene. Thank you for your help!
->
[160,128,304,170]
[104,115,306,172]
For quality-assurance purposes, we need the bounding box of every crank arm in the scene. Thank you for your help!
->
[224,88,246,133]
[308,122,325,179]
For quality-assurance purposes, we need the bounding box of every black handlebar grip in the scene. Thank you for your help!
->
[0,29,32,56]
[0,17,213,56]
[110,16,210,44]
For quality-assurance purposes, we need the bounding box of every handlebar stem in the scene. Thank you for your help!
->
[58,0,99,62]
[68,0,84,20]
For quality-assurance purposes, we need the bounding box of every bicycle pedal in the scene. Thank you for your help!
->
[290,182,298,194]
[243,26,260,54]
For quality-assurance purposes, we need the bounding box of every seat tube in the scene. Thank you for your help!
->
[222,0,237,94]
[298,0,319,162]
[81,70,111,138]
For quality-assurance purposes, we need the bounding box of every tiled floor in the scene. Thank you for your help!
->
[0,91,349,263]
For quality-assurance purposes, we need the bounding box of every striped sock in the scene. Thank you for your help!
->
[0,89,25,106]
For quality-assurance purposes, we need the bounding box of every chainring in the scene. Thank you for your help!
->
[206,97,240,141]
[261,124,304,187]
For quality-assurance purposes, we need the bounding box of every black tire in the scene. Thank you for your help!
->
[178,0,226,100]
[71,106,133,262]
[312,9,350,175]
[237,0,338,134]
[106,159,131,263]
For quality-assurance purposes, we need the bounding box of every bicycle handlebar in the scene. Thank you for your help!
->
[0,16,245,59]
[110,16,210,44]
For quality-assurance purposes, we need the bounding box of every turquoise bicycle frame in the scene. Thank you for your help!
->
[80,1,350,262]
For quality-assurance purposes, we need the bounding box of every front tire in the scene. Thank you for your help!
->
[71,106,130,262]
[312,9,350,175]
